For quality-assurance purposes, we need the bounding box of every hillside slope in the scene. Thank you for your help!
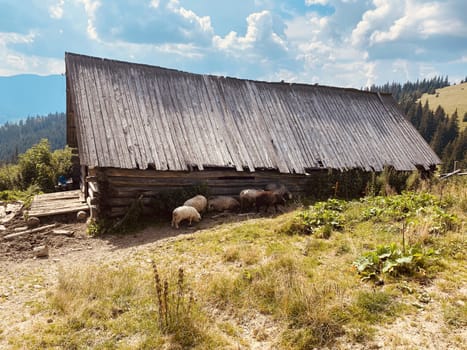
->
[0,113,66,164]
[420,82,467,129]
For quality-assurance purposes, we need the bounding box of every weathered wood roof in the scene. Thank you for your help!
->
[65,52,440,173]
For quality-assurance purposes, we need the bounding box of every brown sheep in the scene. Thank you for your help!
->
[239,189,264,212]
[264,183,292,200]
[255,190,286,213]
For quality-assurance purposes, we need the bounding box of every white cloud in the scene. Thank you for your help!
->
[49,0,65,19]
[92,0,214,46]
[0,31,36,46]
[0,32,63,75]
[351,0,404,47]
[213,10,287,58]
[77,0,101,40]
[352,0,467,47]
[285,12,329,41]
[171,6,214,40]
[0,0,466,89]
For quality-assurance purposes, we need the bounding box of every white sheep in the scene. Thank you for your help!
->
[207,196,240,212]
[171,205,201,229]
[183,195,208,213]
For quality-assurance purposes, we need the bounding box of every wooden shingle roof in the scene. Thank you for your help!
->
[65,52,440,173]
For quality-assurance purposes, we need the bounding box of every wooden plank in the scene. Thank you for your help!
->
[152,70,185,171]
[135,69,162,170]
[88,181,99,194]
[196,76,229,167]
[28,205,90,218]
[127,66,150,169]
[113,63,138,168]
[146,71,171,170]
[99,61,131,169]
[31,190,81,201]
[4,224,57,240]
[176,74,205,170]
[82,62,110,166]
[69,61,97,166]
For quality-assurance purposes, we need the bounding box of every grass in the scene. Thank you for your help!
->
[7,177,466,349]
[419,82,467,130]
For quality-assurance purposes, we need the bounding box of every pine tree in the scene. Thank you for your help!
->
[441,130,467,172]
[419,101,437,142]
[446,110,460,143]
[430,121,448,156]
[407,101,423,129]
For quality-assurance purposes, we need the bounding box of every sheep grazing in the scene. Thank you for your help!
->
[239,189,264,212]
[183,195,208,214]
[264,183,292,200]
[171,205,201,229]
[255,190,286,213]
[208,196,240,212]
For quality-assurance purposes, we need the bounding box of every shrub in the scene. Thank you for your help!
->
[361,192,441,221]
[375,167,411,195]
[0,164,21,191]
[16,139,72,192]
[281,199,346,236]
[18,139,55,191]
[353,243,439,282]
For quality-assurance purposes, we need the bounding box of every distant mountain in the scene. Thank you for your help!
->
[0,74,65,125]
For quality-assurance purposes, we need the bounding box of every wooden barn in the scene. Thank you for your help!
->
[65,52,440,219]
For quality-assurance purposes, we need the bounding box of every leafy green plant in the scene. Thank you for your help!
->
[361,192,442,221]
[86,218,105,236]
[0,184,41,208]
[353,243,439,282]
[282,199,346,236]
[414,206,459,234]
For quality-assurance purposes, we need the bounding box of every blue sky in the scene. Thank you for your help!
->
[1,0,466,87]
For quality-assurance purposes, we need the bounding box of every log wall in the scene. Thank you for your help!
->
[86,167,375,219]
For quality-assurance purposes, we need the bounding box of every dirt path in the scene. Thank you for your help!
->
[0,213,263,349]
[0,220,190,349]
[1,216,466,349]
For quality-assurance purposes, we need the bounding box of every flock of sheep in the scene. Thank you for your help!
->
[171,184,292,229]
